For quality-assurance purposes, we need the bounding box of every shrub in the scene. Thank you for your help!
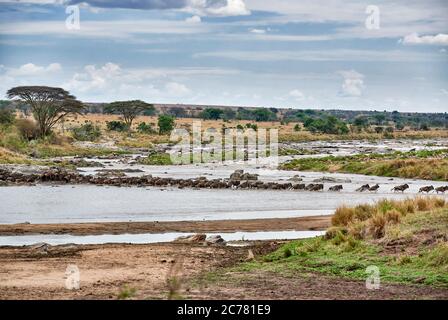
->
[158,115,175,135]
[294,124,301,132]
[384,209,401,224]
[15,119,39,141]
[0,109,15,125]
[245,123,258,131]
[137,122,156,134]
[425,243,448,268]
[368,213,387,239]
[106,120,129,132]
[72,122,101,141]
[331,206,356,226]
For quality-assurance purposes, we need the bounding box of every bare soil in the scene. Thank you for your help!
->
[186,270,448,300]
[0,216,331,236]
[1,242,447,300]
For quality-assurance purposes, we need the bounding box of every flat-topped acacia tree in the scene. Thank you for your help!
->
[104,100,155,130]
[7,86,85,138]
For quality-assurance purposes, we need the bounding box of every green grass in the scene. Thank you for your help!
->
[235,235,448,287]
[198,199,448,289]
[0,124,129,163]
[138,152,173,165]
[281,149,448,181]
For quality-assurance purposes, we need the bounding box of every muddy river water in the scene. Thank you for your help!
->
[0,138,447,245]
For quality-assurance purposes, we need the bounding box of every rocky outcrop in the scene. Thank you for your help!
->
[0,167,339,192]
[229,170,258,181]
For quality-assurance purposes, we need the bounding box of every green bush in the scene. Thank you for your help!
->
[158,115,175,135]
[15,118,39,141]
[0,109,15,125]
[72,122,101,141]
[106,120,129,132]
[303,116,349,135]
[137,122,156,134]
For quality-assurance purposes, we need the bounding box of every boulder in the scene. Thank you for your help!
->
[174,234,207,243]
[206,235,226,245]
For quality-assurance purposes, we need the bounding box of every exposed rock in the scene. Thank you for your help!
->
[313,177,351,183]
[206,235,226,245]
[288,175,303,182]
[174,234,207,243]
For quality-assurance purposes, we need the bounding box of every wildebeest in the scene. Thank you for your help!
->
[391,184,409,192]
[305,183,323,191]
[292,183,306,190]
[356,184,370,192]
[419,186,434,193]
[305,183,315,191]
[369,184,380,192]
[435,186,448,194]
[310,183,324,191]
[329,185,343,192]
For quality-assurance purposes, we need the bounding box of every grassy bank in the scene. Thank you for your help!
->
[279,129,448,143]
[0,124,130,163]
[203,197,448,288]
[281,149,448,181]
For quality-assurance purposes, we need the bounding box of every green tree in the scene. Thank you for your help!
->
[7,86,84,137]
[104,100,154,129]
[252,109,276,122]
[0,108,15,125]
[200,108,224,120]
[158,115,175,135]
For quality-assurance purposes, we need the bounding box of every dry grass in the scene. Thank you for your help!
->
[329,197,448,240]
[61,113,448,142]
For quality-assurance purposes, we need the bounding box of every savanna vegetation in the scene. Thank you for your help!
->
[281,149,448,181]
[199,197,448,288]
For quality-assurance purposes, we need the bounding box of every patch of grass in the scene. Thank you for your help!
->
[117,285,137,300]
[281,149,448,181]
[198,198,448,289]
[139,152,173,165]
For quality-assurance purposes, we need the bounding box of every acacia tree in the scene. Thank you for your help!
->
[7,86,85,137]
[104,100,154,130]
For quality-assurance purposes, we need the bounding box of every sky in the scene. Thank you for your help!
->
[0,0,447,112]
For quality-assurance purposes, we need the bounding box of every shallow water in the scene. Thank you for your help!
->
[1,182,446,224]
[0,230,326,246]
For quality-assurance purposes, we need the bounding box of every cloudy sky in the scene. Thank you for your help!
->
[0,0,447,112]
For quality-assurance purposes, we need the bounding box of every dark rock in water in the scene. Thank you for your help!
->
[230,169,258,181]
[174,234,207,243]
[313,177,351,183]
[288,175,302,182]
[206,235,226,245]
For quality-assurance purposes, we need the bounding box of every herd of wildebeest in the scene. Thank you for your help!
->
[0,167,447,194]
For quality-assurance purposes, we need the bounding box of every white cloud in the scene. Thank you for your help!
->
[185,15,201,23]
[441,89,448,95]
[0,20,211,38]
[165,82,191,96]
[338,70,364,97]
[401,33,448,45]
[249,28,267,34]
[289,89,305,101]
[194,49,438,62]
[6,62,61,77]
[188,0,250,17]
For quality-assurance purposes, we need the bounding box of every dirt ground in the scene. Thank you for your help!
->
[0,216,331,236]
[1,241,447,300]
[0,242,266,300]
[186,270,448,300]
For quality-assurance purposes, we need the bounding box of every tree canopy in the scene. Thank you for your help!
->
[104,100,154,129]
[6,86,84,137]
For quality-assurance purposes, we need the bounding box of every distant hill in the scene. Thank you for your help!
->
[2,100,447,129]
